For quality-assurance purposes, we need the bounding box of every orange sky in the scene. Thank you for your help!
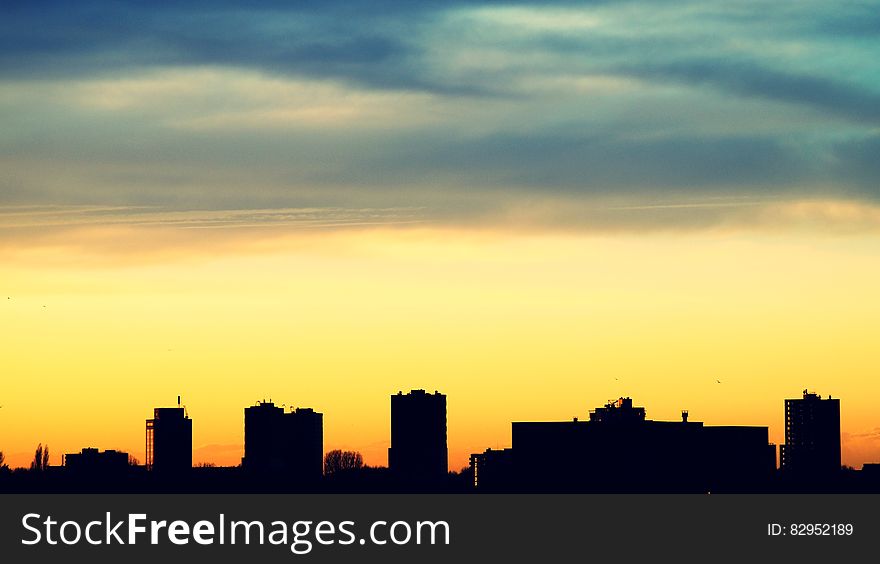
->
[2,218,880,470]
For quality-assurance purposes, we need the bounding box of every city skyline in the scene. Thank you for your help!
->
[3,388,875,494]
[0,388,873,474]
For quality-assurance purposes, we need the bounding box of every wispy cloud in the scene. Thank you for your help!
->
[0,205,426,230]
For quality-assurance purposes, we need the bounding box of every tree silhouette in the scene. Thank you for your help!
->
[30,444,49,472]
[0,451,6,468]
[324,450,364,476]
[128,454,140,466]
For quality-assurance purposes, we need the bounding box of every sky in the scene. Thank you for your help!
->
[1,0,880,470]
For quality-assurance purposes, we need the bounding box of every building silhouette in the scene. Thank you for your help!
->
[243,401,285,471]
[780,390,841,477]
[63,448,129,476]
[242,401,323,483]
[389,389,447,483]
[474,397,776,492]
[863,463,880,479]
[7,388,878,493]
[470,448,514,491]
[145,401,192,475]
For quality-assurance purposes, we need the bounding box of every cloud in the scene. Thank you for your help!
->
[2,3,406,86]
[2,1,880,233]
[832,134,880,192]
[842,428,880,469]
[0,205,430,266]
[620,59,880,124]
[0,1,527,95]
[844,428,880,441]
[814,6,880,37]
[0,205,426,230]
[5,198,880,268]
[369,132,817,193]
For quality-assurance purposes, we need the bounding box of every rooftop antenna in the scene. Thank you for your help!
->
[177,395,189,418]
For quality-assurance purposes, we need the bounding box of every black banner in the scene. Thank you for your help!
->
[1,494,875,562]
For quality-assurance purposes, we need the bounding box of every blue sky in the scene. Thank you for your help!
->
[2,0,879,230]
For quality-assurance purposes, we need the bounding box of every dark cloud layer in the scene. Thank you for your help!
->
[1,3,428,91]
[2,0,879,228]
[833,134,880,193]
[0,1,593,93]
[357,132,816,194]
[621,60,880,124]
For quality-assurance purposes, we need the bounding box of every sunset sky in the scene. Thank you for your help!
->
[2,1,880,470]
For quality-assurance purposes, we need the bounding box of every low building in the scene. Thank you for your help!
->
[475,397,775,492]
[470,448,514,491]
[64,448,129,476]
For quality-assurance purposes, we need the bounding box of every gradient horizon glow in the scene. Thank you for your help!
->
[2,1,879,470]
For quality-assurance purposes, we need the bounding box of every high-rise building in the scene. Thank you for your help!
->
[243,401,284,471]
[287,407,323,482]
[145,405,192,475]
[780,390,841,476]
[389,389,447,483]
[242,401,323,482]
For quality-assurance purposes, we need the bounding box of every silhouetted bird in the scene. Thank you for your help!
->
[716,380,722,384]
